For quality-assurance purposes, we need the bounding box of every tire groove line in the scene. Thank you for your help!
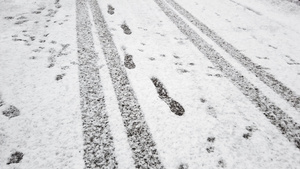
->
[153,0,300,149]
[165,0,300,112]
[284,0,300,6]
[76,0,118,168]
[87,0,165,168]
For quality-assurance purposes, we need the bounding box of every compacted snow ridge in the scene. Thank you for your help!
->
[1,0,300,168]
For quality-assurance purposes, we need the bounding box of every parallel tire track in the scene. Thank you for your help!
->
[284,0,300,6]
[165,0,300,112]
[76,0,118,168]
[153,0,300,149]
[87,0,165,168]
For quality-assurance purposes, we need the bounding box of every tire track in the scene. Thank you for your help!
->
[153,0,300,149]
[228,0,261,16]
[76,0,118,168]
[284,0,300,6]
[165,0,300,112]
[87,0,165,168]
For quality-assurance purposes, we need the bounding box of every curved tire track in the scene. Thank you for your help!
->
[165,0,300,112]
[87,0,165,168]
[153,0,300,149]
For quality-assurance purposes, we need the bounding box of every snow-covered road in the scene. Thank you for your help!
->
[1,0,300,168]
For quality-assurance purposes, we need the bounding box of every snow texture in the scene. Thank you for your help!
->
[1,0,300,168]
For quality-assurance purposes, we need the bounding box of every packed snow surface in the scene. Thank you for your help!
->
[1,0,300,168]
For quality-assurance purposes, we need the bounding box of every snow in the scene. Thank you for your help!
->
[0,0,84,168]
[172,0,300,94]
[88,4,135,168]
[1,0,300,168]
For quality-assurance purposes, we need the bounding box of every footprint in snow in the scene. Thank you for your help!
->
[124,54,136,69]
[14,16,28,25]
[32,11,41,14]
[206,146,214,153]
[178,163,188,169]
[50,40,57,44]
[207,137,215,143]
[151,77,185,116]
[243,125,258,139]
[55,0,62,9]
[177,69,189,74]
[173,55,180,59]
[56,73,66,81]
[200,98,206,103]
[243,133,252,139]
[206,137,215,153]
[37,7,46,11]
[16,16,27,20]
[107,5,115,15]
[175,62,182,66]
[15,20,28,25]
[121,22,132,35]
[217,159,226,168]
[4,16,14,20]
[149,57,155,61]
[29,56,36,59]
[7,151,24,165]
[55,4,62,9]
[2,105,20,119]
[207,106,217,118]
